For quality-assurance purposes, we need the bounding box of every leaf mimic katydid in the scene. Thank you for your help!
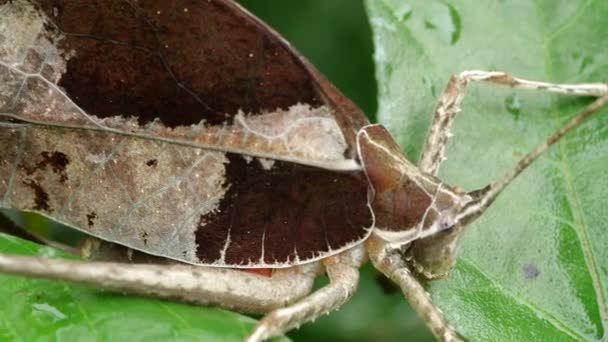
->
[0,1,606,341]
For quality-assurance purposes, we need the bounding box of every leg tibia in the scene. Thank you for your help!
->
[419,70,608,175]
[367,236,462,342]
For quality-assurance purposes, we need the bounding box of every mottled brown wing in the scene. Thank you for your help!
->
[1,0,369,168]
[0,0,374,267]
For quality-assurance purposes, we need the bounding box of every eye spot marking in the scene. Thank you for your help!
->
[439,218,454,231]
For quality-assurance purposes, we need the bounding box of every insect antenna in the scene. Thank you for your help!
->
[457,95,608,225]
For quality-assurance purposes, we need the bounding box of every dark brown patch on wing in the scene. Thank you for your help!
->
[145,159,158,167]
[22,178,51,212]
[35,0,321,126]
[20,151,70,183]
[25,0,370,159]
[195,154,372,265]
[39,151,69,182]
[86,211,97,227]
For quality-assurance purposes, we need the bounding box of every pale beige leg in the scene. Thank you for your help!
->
[367,236,462,342]
[246,245,365,342]
[0,252,318,314]
[419,70,608,175]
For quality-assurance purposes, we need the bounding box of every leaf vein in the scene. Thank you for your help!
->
[459,258,585,340]
[535,0,608,336]
[544,0,597,43]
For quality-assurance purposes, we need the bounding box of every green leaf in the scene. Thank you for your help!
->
[0,233,288,342]
[366,0,608,340]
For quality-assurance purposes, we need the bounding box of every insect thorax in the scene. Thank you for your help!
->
[357,124,471,277]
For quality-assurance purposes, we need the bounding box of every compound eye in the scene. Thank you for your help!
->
[439,217,455,231]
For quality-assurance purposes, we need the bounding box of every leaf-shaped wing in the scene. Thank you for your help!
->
[0,0,374,267]
[0,0,369,169]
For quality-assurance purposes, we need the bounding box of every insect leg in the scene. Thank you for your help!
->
[0,251,318,314]
[419,70,608,175]
[246,246,364,342]
[366,236,461,342]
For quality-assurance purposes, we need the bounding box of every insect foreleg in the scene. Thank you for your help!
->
[419,70,608,175]
[366,236,462,342]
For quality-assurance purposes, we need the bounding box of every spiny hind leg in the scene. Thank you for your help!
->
[419,70,608,175]
[246,245,365,342]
